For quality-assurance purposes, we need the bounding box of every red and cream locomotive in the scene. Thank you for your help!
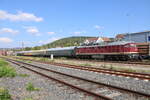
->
[75,41,139,60]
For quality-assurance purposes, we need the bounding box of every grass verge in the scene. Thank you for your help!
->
[0,87,11,100]
[79,63,92,67]
[0,58,17,77]
[18,73,29,77]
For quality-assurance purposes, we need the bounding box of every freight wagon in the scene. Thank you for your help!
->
[136,43,150,59]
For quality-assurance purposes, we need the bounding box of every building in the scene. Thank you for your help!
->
[0,50,7,56]
[119,31,150,43]
[84,37,111,45]
[84,37,99,44]
[96,37,111,43]
[115,34,125,41]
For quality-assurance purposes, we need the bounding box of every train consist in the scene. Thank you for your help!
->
[16,41,141,60]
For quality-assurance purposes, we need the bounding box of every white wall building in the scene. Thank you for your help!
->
[122,31,150,43]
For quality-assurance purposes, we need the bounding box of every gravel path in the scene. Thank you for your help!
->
[0,62,98,100]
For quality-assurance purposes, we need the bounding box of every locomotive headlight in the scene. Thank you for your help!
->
[129,44,136,47]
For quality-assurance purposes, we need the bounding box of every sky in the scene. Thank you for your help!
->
[0,0,150,48]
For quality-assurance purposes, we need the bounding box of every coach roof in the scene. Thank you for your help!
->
[47,46,76,51]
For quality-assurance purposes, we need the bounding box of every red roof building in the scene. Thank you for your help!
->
[84,37,111,45]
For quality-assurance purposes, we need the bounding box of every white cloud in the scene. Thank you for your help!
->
[24,26,41,36]
[0,10,43,22]
[26,27,39,33]
[73,31,86,35]
[74,31,82,35]
[47,32,55,35]
[38,37,61,44]
[0,37,13,43]
[94,25,104,30]
[0,28,19,34]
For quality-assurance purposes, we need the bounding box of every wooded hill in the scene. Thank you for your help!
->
[23,36,95,51]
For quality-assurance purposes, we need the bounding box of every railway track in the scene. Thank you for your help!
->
[15,56,150,65]
[64,58,150,65]
[13,57,150,81]
[4,57,150,100]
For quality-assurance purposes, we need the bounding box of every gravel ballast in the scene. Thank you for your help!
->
[0,62,97,100]
[1,59,149,100]
[30,61,150,95]
[25,64,149,100]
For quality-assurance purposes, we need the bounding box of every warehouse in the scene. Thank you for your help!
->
[121,31,150,43]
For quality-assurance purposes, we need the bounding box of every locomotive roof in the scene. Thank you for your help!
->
[16,49,47,53]
[77,41,135,48]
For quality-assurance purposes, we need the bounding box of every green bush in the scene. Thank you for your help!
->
[26,82,39,91]
[80,63,91,67]
[0,59,17,77]
[24,97,33,100]
[18,74,29,77]
[25,61,32,63]
[0,87,11,100]
[59,57,67,60]
[40,58,47,62]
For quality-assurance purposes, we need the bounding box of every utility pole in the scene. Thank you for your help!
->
[22,41,24,51]
[127,13,131,41]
